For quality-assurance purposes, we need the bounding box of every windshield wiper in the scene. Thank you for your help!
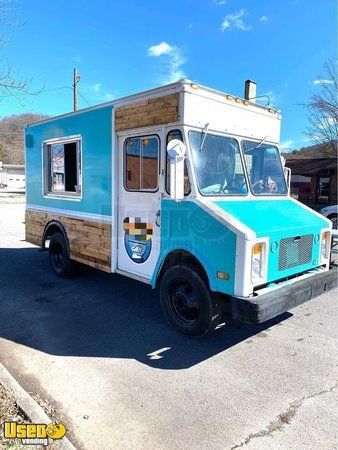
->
[199,122,210,152]
[245,135,268,152]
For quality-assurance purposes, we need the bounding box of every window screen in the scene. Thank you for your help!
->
[125,136,159,191]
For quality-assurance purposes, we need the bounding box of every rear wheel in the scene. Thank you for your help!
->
[49,232,76,278]
[328,213,337,230]
[160,265,222,337]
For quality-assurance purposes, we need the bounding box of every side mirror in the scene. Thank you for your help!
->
[284,167,291,193]
[167,139,186,201]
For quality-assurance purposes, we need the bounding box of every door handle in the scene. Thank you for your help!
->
[155,210,161,227]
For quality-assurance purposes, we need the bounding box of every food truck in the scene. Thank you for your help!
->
[25,79,337,337]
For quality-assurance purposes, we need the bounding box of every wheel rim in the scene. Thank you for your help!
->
[52,244,64,270]
[168,282,201,325]
[331,217,337,230]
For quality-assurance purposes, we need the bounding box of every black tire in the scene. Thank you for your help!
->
[160,265,222,337]
[328,213,337,230]
[49,232,76,278]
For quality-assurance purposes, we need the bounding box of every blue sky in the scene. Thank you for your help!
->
[1,0,336,151]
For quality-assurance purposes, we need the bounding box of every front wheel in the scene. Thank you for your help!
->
[160,265,222,337]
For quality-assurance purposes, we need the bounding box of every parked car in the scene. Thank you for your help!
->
[320,205,338,229]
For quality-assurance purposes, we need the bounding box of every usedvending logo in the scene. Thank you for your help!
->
[123,217,153,263]
[3,421,67,446]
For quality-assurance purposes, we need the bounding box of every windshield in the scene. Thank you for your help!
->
[242,140,287,196]
[189,131,248,196]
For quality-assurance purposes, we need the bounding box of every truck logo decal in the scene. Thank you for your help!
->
[123,217,153,263]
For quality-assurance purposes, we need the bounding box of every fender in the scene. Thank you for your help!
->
[42,220,70,253]
[150,245,218,291]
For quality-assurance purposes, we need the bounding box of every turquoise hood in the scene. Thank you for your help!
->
[214,199,329,238]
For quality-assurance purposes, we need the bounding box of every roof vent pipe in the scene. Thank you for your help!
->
[244,80,257,103]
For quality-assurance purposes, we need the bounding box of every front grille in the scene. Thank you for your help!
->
[278,234,313,271]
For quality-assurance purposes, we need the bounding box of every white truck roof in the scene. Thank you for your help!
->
[26,79,281,143]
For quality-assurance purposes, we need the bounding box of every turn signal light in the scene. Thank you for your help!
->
[253,244,262,255]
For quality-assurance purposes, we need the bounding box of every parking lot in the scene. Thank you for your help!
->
[0,201,337,450]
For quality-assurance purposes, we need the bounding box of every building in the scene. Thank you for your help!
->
[286,158,337,209]
[0,163,25,190]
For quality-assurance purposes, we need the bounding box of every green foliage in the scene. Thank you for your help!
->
[283,141,337,159]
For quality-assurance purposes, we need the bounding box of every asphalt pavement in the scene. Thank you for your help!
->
[0,202,337,450]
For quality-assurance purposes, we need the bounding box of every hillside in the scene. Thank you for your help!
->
[0,113,49,165]
[283,141,337,159]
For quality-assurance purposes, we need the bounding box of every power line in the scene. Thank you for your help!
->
[1,79,92,118]
[45,84,91,107]
[45,85,70,92]
[77,90,91,107]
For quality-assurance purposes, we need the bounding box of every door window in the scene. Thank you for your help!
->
[124,136,159,191]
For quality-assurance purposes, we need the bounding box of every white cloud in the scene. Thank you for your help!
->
[213,0,227,5]
[221,9,251,31]
[147,41,187,84]
[313,79,334,85]
[280,140,294,150]
[257,89,285,107]
[317,117,336,129]
[259,15,270,23]
[188,23,193,29]
[82,83,115,104]
[91,83,101,93]
[221,20,231,30]
[148,41,174,57]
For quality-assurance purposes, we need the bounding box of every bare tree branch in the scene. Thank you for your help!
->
[0,0,42,103]
[302,60,338,152]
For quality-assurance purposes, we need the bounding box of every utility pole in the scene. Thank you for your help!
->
[73,68,80,111]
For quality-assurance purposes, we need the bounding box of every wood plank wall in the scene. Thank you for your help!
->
[115,93,179,131]
[25,209,111,272]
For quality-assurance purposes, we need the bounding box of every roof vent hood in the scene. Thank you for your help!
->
[244,80,257,103]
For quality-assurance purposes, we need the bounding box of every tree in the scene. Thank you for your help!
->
[0,140,10,163]
[303,60,338,152]
[0,113,49,164]
[0,0,39,102]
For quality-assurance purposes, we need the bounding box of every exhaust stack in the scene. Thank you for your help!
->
[244,80,257,102]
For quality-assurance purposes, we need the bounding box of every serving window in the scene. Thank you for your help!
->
[43,137,82,197]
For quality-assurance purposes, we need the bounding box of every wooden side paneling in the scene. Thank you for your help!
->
[115,93,179,131]
[25,209,111,272]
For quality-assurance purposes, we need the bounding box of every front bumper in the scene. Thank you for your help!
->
[231,266,338,324]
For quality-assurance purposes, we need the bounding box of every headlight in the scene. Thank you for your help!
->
[251,243,266,281]
[320,231,331,262]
